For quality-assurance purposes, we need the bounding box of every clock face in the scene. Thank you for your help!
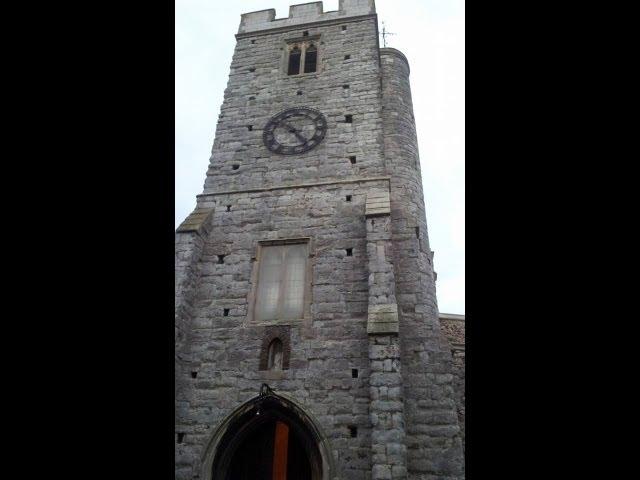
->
[263,107,327,155]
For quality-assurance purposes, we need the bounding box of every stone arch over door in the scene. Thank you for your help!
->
[201,387,335,480]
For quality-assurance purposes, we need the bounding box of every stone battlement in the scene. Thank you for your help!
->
[238,0,376,34]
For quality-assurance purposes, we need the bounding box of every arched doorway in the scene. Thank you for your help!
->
[202,387,333,480]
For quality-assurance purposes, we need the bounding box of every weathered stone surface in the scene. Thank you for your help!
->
[440,313,465,453]
[367,303,399,334]
[176,207,214,233]
[380,47,464,477]
[366,189,391,216]
[175,2,464,479]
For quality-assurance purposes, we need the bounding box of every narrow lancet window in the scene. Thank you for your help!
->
[304,45,317,73]
[267,338,284,370]
[288,46,301,75]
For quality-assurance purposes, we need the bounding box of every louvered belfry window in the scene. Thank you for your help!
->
[287,46,301,75]
[255,244,307,321]
[285,38,319,76]
[303,44,317,73]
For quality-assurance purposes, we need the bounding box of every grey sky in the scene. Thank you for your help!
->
[175,0,465,314]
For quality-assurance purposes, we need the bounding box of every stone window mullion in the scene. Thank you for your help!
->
[287,45,302,75]
[276,246,287,319]
[299,43,307,75]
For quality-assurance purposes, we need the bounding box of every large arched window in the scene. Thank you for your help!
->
[267,338,283,370]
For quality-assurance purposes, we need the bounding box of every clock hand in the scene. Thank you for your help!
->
[292,130,308,143]
[280,121,308,143]
[280,120,300,132]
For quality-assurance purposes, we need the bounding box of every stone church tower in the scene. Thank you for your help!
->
[175,1,464,479]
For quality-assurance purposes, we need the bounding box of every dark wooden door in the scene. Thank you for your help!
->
[225,418,312,480]
[272,421,289,480]
[227,420,275,480]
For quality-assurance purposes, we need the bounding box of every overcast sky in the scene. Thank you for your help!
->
[176,0,465,314]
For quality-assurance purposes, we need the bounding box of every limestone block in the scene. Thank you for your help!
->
[176,207,214,233]
[371,464,392,480]
[365,189,391,216]
[367,303,399,334]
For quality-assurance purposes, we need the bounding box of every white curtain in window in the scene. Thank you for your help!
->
[281,244,306,319]
[256,246,283,321]
[255,244,306,321]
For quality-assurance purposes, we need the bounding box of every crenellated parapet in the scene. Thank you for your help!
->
[238,0,376,35]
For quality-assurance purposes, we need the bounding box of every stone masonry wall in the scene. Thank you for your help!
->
[176,3,464,479]
[176,179,390,480]
[365,199,408,479]
[440,314,465,453]
[380,48,464,478]
[203,14,385,194]
[176,229,208,379]
[177,9,393,479]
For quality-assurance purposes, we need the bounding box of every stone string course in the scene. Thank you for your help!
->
[175,1,464,479]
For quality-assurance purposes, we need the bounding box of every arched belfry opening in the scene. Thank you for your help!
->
[202,386,333,480]
[303,44,317,73]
